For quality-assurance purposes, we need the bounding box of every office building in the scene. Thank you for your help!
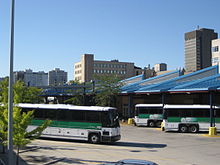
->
[212,39,220,66]
[14,69,48,86]
[184,28,218,72]
[74,54,143,82]
[48,68,68,86]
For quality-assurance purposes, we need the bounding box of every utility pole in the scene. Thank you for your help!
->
[8,0,15,164]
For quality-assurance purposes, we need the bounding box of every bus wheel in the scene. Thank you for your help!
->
[179,125,188,133]
[189,125,198,133]
[89,134,100,144]
[148,121,155,127]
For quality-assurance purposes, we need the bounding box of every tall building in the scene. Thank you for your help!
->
[14,69,48,86]
[184,28,218,72]
[48,68,68,86]
[74,54,143,82]
[154,63,167,72]
[212,39,220,66]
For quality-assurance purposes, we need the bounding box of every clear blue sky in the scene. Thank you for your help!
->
[1,0,220,81]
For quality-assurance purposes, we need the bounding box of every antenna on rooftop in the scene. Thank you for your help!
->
[197,25,200,30]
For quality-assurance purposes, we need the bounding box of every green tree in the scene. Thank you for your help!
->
[0,105,8,153]
[94,74,123,107]
[13,106,51,165]
[65,94,84,105]
[13,80,43,104]
[0,79,50,164]
[67,80,80,85]
[0,79,43,104]
[0,78,9,104]
[64,82,87,105]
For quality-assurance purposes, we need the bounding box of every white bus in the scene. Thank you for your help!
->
[134,104,163,127]
[18,103,121,143]
[163,104,220,133]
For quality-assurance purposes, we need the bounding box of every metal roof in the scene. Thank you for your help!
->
[120,74,144,86]
[121,65,219,93]
[136,65,218,93]
[121,70,181,93]
[169,74,220,92]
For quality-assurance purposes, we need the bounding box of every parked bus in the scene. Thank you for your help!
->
[134,104,163,127]
[163,104,220,133]
[18,103,121,143]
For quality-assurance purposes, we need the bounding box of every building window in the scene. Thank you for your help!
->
[212,57,219,64]
[212,46,219,52]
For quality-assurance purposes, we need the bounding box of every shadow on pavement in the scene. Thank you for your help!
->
[105,141,167,149]
[38,137,167,149]
[23,156,116,165]
[0,152,28,165]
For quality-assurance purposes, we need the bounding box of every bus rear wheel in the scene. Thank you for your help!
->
[189,125,198,133]
[148,121,155,127]
[89,134,100,144]
[179,125,188,133]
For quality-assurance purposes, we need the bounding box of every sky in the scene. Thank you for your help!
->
[0,0,220,81]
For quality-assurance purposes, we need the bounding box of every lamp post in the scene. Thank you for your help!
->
[8,0,15,164]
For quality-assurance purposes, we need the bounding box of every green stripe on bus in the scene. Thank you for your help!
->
[138,114,150,118]
[167,117,220,123]
[31,120,102,130]
[139,114,163,119]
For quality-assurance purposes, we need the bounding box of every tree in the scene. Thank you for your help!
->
[0,105,8,153]
[0,78,9,104]
[0,79,43,104]
[64,94,84,105]
[13,80,43,104]
[13,107,51,165]
[94,74,123,107]
[0,79,50,164]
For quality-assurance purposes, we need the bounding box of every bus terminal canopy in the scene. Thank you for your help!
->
[121,65,220,94]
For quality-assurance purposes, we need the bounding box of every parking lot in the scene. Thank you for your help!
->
[18,125,220,165]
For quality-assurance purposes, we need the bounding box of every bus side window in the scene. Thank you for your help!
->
[139,108,148,114]
[204,109,209,117]
[168,109,179,117]
[70,110,85,122]
[57,109,67,121]
[101,112,110,127]
[149,108,162,114]
[44,109,57,120]
[215,109,220,117]
[85,111,100,123]
[183,109,192,117]
[34,109,44,119]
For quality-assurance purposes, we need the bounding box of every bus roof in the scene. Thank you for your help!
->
[135,104,163,107]
[17,103,116,111]
[164,104,220,109]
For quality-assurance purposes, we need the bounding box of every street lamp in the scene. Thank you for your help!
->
[8,0,15,164]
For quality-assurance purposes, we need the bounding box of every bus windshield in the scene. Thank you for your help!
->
[102,109,119,127]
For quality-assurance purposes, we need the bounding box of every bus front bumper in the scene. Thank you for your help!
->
[102,135,121,142]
